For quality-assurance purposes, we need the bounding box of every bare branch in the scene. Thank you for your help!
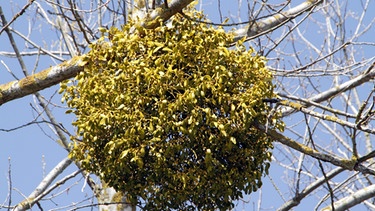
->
[255,123,356,170]
[0,0,35,35]
[233,0,323,42]
[320,184,375,211]
[279,100,375,134]
[282,62,375,116]
[278,167,345,211]
[133,0,194,29]
[13,157,73,211]
[0,56,84,105]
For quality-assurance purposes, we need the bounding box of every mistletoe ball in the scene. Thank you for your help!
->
[60,11,283,211]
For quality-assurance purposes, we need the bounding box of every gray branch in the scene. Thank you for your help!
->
[13,157,73,211]
[0,56,84,105]
[233,0,323,42]
[320,184,375,211]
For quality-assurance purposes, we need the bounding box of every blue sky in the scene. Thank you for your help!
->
[1,0,375,210]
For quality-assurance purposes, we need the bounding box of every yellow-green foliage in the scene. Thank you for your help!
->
[61,11,282,211]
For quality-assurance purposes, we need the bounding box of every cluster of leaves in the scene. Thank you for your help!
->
[60,10,283,211]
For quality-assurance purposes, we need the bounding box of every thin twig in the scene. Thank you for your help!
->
[0,0,35,35]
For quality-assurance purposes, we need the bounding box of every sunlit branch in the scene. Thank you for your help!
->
[306,62,375,103]
[279,100,375,134]
[0,1,35,35]
[255,123,355,168]
[0,51,71,57]
[282,62,375,117]
[28,170,82,208]
[320,184,375,211]
[13,157,73,211]
[278,167,345,211]
[233,0,323,42]
[133,0,194,29]
[0,56,84,105]
[278,93,357,118]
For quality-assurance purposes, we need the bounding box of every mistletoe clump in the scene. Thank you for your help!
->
[60,11,283,211]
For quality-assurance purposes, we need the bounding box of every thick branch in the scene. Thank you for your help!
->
[320,184,375,211]
[255,123,357,170]
[134,0,194,29]
[233,0,323,42]
[0,56,84,105]
[256,123,375,175]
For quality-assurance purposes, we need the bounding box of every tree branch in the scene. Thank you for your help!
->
[320,184,375,211]
[233,0,323,42]
[132,0,194,29]
[13,157,73,211]
[0,56,84,105]
[282,62,375,117]
[278,100,375,134]
[278,167,345,211]
[255,123,357,170]
[0,0,35,35]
